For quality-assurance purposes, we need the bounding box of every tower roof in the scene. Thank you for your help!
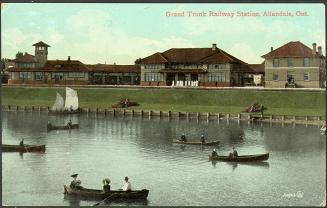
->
[32,41,50,47]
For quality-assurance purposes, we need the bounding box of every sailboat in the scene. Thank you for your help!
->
[49,87,80,114]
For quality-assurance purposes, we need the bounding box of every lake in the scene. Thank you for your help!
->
[2,111,326,206]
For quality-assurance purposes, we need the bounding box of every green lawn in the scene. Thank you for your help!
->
[1,86,325,116]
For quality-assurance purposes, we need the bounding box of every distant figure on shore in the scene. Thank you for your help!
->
[70,174,83,189]
[200,134,205,144]
[102,178,111,192]
[120,176,131,191]
[19,139,24,146]
[180,133,187,142]
[212,149,218,157]
[67,119,72,128]
[124,98,129,108]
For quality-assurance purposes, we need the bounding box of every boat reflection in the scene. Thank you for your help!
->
[211,160,270,169]
[63,194,149,206]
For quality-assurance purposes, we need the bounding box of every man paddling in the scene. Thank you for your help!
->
[19,139,24,146]
[180,133,187,142]
[200,134,205,144]
[67,120,72,129]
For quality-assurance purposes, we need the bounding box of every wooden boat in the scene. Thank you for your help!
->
[2,144,46,153]
[63,185,149,200]
[47,124,79,131]
[173,140,220,146]
[209,153,269,162]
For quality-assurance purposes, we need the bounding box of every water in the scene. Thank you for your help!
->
[2,111,326,206]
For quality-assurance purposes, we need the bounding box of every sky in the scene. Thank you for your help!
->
[1,3,325,64]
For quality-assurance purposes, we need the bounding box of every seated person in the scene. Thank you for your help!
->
[211,149,218,157]
[19,139,24,146]
[119,176,131,191]
[67,120,72,128]
[180,133,187,142]
[200,134,205,143]
[70,174,83,189]
[232,147,238,157]
[103,178,111,192]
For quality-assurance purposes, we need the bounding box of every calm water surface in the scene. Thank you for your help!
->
[2,111,326,206]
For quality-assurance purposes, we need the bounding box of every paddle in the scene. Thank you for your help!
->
[92,193,119,207]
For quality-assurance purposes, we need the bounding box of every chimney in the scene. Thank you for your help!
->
[68,56,71,62]
[270,47,273,52]
[212,43,217,51]
[312,43,317,55]
[318,46,322,56]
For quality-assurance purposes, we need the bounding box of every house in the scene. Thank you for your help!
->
[136,44,254,87]
[87,64,140,85]
[262,41,326,88]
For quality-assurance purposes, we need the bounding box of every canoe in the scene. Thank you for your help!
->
[173,140,220,146]
[209,153,269,162]
[63,185,149,200]
[2,144,46,153]
[47,124,79,131]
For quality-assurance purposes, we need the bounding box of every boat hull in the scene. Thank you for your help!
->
[47,124,79,131]
[173,140,220,146]
[63,185,149,200]
[1,144,46,153]
[209,153,269,162]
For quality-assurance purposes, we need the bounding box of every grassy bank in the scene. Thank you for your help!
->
[1,86,325,116]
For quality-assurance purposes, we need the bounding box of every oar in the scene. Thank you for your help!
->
[92,193,119,207]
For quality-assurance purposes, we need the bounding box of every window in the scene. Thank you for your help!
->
[208,72,225,82]
[287,58,293,67]
[304,70,309,81]
[68,72,84,78]
[273,72,278,81]
[303,58,310,67]
[273,58,279,67]
[144,72,160,81]
[51,73,64,80]
[35,72,44,80]
[19,72,28,80]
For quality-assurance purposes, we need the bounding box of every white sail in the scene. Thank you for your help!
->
[51,92,64,111]
[64,87,79,111]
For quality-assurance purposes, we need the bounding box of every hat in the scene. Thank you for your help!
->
[71,174,78,178]
[213,149,216,151]
[103,178,111,184]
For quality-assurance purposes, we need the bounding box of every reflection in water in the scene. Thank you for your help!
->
[2,111,325,206]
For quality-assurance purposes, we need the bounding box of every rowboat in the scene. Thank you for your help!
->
[47,124,79,131]
[2,144,46,153]
[63,185,149,200]
[173,140,220,146]
[209,153,269,162]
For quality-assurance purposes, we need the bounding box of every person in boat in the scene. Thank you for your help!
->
[232,147,238,157]
[212,149,218,157]
[200,134,205,144]
[119,176,131,191]
[180,133,187,142]
[103,178,111,192]
[67,119,72,128]
[70,174,83,189]
[19,139,24,146]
